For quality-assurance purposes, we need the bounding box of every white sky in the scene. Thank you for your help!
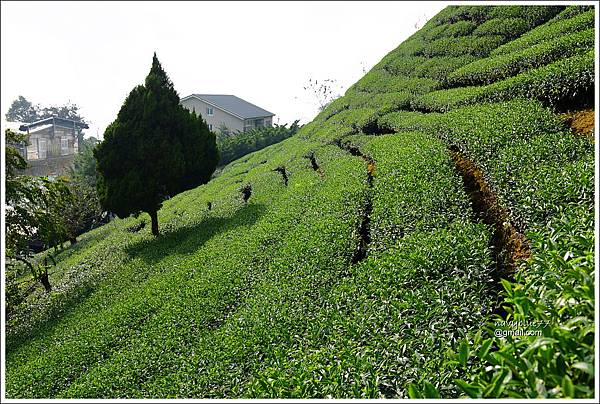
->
[1,1,445,139]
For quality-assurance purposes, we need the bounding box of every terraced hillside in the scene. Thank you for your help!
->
[4,5,596,399]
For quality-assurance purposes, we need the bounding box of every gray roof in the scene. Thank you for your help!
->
[19,116,89,131]
[185,94,274,119]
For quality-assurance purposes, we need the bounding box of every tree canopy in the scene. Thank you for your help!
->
[5,96,86,124]
[4,128,71,295]
[94,53,218,236]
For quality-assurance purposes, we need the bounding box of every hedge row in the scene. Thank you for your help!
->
[432,5,493,26]
[351,69,438,94]
[385,56,477,81]
[486,5,564,26]
[446,28,595,87]
[472,17,530,39]
[418,35,506,58]
[422,20,477,41]
[345,91,413,114]
[491,10,594,56]
[413,50,595,112]
[549,4,594,22]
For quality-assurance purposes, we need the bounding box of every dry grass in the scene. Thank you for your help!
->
[450,149,530,276]
[560,108,595,140]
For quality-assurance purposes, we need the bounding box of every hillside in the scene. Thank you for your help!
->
[4,5,596,398]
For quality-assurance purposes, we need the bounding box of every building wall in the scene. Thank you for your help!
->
[181,98,244,134]
[26,125,78,161]
[21,155,74,178]
[243,116,273,132]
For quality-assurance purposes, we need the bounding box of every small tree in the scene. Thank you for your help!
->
[4,129,71,295]
[70,136,100,188]
[60,180,103,245]
[94,53,218,236]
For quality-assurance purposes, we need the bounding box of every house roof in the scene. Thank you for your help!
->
[182,94,274,119]
[19,116,89,131]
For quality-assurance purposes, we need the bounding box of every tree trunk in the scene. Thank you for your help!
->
[149,210,159,236]
[40,272,52,293]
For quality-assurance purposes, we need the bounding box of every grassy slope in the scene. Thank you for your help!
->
[5,5,595,398]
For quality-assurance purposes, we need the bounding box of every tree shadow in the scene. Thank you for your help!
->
[5,202,266,356]
[124,202,266,263]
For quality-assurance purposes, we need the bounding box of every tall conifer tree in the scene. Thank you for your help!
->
[95,53,218,235]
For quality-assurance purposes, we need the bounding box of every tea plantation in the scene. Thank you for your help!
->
[4,5,595,398]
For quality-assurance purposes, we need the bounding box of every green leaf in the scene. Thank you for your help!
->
[485,369,512,397]
[407,383,423,399]
[477,338,494,359]
[523,338,558,355]
[561,375,574,397]
[572,361,594,375]
[454,379,482,398]
[459,340,470,366]
[423,381,440,398]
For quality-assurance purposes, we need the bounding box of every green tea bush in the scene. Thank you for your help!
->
[351,70,438,94]
[549,4,594,22]
[450,205,594,398]
[434,100,593,230]
[491,10,594,56]
[377,110,441,134]
[487,5,564,26]
[419,35,506,58]
[423,20,477,40]
[413,56,478,81]
[247,132,495,398]
[382,56,427,76]
[472,18,530,39]
[446,28,595,87]
[345,91,413,114]
[324,108,379,131]
[414,50,595,111]
[360,133,471,251]
[433,5,492,26]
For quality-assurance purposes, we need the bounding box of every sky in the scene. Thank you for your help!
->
[1,1,445,139]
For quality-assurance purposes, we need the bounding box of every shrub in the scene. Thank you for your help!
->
[325,108,379,131]
[383,56,427,76]
[218,121,300,167]
[419,35,506,58]
[423,20,477,40]
[446,28,595,87]
[472,18,530,39]
[417,56,478,81]
[548,4,594,22]
[487,5,564,26]
[351,69,438,94]
[345,91,413,114]
[491,10,594,56]
[413,50,595,112]
[433,5,493,25]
